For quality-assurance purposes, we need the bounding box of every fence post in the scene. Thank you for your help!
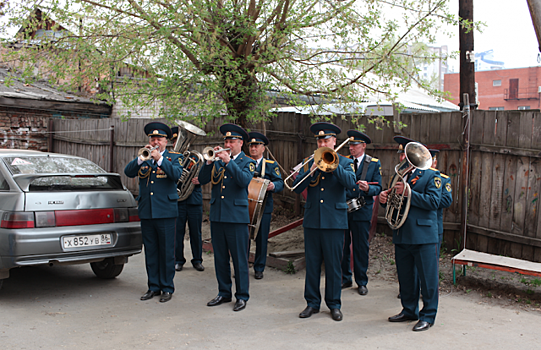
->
[109,125,115,172]
[48,118,54,153]
[460,94,471,250]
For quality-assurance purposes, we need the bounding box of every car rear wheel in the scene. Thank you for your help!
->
[90,258,124,279]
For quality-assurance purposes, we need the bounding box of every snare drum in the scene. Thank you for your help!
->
[346,197,366,213]
[248,177,270,239]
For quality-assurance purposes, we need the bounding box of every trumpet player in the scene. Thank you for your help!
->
[124,122,182,303]
[379,136,442,331]
[199,123,255,312]
[341,130,382,296]
[293,122,356,322]
[170,127,204,273]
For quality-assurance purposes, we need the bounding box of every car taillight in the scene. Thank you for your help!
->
[114,208,129,222]
[55,209,115,227]
[35,211,56,228]
[128,208,140,222]
[0,212,35,229]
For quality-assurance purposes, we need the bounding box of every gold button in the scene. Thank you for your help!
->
[221,196,224,199]
[153,171,155,173]
[322,176,325,180]
[150,192,154,195]
[321,188,324,191]
[353,188,356,191]
[151,181,154,184]
[222,186,226,189]
[224,176,227,179]
[320,199,324,203]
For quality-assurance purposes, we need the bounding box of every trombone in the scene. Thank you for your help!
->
[284,136,353,191]
[202,147,231,162]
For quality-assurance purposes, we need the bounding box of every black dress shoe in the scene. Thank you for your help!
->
[330,309,343,321]
[358,285,368,295]
[299,306,319,318]
[207,295,232,307]
[233,299,247,311]
[388,313,418,322]
[341,281,352,289]
[159,292,172,303]
[254,271,263,279]
[140,290,161,301]
[175,263,183,271]
[193,263,204,271]
[412,320,433,331]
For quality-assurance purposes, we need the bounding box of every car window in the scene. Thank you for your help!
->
[2,156,122,191]
[0,171,9,190]
[3,156,106,175]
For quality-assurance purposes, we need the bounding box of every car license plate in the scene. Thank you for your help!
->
[63,234,112,249]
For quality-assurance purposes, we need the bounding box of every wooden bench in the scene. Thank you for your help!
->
[452,249,541,284]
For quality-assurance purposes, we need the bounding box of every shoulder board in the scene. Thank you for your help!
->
[264,159,275,164]
[169,151,181,154]
[441,173,449,179]
[429,167,439,172]
[371,158,379,162]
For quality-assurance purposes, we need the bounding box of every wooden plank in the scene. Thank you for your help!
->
[518,111,533,149]
[494,110,507,147]
[488,153,505,231]
[525,158,541,238]
[419,114,430,143]
[468,150,482,226]
[500,155,517,233]
[531,111,541,150]
[466,223,541,248]
[470,110,484,145]
[482,110,496,145]
[428,113,441,145]
[513,156,530,237]
[478,149,493,253]
[506,111,521,148]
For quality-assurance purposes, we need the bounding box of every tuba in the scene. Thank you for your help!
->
[173,120,207,201]
[385,142,432,230]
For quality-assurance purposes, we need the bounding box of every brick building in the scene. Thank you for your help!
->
[444,66,541,110]
[0,67,112,151]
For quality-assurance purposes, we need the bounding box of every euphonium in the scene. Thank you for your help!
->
[173,120,207,201]
[385,142,432,230]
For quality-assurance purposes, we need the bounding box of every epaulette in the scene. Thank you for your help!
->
[441,173,449,179]
[371,158,379,162]
[169,151,181,154]
[429,167,438,172]
[264,159,275,164]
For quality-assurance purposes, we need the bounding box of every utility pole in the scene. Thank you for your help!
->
[459,0,477,110]
[527,0,541,53]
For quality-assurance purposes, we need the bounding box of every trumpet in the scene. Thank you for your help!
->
[202,147,231,162]
[138,145,159,161]
[284,137,353,191]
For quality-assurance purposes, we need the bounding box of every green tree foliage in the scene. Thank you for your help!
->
[2,0,461,127]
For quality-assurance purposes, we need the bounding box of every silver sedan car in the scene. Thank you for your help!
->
[0,149,142,289]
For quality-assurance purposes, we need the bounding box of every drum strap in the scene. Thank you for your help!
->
[359,155,372,181]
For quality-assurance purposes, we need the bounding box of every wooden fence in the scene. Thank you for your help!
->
[50,109,541,262]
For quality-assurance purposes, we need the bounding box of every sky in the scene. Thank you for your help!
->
[437,0,541,71]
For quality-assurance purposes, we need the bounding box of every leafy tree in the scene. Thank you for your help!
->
[1,0,460,127]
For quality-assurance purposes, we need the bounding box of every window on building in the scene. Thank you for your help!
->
[493,80,502,87]
[518,106,531,110]
[489,107,504,111]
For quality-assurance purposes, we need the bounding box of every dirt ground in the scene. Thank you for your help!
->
[202,211,541,314]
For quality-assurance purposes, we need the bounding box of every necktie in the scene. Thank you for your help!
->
[354,158,359,172]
